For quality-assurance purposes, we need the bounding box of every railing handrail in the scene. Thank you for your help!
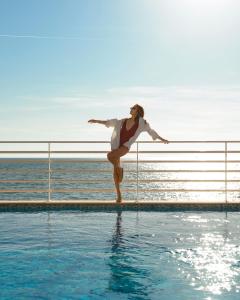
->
[0,140,240,143]
[0,140,239,203]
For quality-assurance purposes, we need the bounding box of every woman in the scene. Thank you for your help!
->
[88,104,169,203]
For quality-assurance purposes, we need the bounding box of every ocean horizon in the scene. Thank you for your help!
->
[0,157,239,202]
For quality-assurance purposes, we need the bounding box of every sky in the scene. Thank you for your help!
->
[0,0,240,148]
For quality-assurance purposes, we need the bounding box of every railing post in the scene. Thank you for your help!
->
[225,141,228,203]
[48,142,51,201]
[136,142,139,202]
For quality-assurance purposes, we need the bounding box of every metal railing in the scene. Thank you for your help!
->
[0,140,240,202]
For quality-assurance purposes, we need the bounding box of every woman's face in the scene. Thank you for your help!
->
[130,105,138,117]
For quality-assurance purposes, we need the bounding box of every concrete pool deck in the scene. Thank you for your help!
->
[0,200,240,211]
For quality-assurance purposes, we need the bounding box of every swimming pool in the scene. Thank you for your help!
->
[0,210,240,299]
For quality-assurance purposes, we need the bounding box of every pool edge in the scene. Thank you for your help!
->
[1,200,240,212]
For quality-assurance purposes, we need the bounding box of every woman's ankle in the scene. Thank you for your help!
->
[117,195,122,203]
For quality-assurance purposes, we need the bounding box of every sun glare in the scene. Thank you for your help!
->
[179,0,230,13]
[153,0,239,40]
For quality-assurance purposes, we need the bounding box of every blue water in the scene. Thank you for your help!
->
[0,158,239,201]
[0,210,240,299]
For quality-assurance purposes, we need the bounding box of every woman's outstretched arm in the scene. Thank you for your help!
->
[88,119,107,125]
[156,134,169,144]
[144,122,169,144]
[88,118,118,128]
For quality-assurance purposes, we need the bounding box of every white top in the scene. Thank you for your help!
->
[105,117,160,150]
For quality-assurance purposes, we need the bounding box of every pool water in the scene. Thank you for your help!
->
[0,210,240,299]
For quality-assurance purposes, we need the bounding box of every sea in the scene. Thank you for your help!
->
[0,157,239,202]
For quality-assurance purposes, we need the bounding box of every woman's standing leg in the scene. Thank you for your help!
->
[113,157,121,201]
[107,146,129,202]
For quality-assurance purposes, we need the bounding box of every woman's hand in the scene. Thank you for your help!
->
[159,137,169,144]
[88,119,96,123]
[162,139,169,144]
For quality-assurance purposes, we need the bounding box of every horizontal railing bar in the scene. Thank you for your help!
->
[137,151,240,153]
[1,140,240,143]
[0,179,239,183]
[0,170,50,173]
[0,180,49,183]
[51,160,231,163]
[46,159,240,163]
[0,151,108,153]
[0,159,110,163]
[0,189,114,193]
[137,189,240,192]
[0,159,49,163]
[136,189,240,192]
[133,160,240,163]
[1,159,240,164]
[0,141,110,144]
[0,169,110,173]
[0,179,114,183]
[53,189,240,192]
[138,179,240,182]
[139,170,240,172]
[0,190,49,193]
[0,189,240,193]
[0,151,50,153]
[138,141,240,143]
[136,179,240,182]
[1,150,240,154]
[1,169,240,173]
[0,199,51,201]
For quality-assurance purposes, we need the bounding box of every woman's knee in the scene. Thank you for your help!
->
[107,151,115,163]
[108,151,119,164]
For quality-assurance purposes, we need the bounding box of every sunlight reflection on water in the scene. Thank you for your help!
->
[173,214,240,295]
